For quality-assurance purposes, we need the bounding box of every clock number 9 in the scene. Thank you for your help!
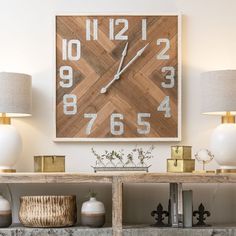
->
[161,66,175,88]
[63,94,77,115]
[59,66,73,88]
[110,113,124,135]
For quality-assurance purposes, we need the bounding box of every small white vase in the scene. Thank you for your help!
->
[0,195,12,227]
[81,197,105,228]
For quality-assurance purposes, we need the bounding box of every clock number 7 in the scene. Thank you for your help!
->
[84,113,97,135]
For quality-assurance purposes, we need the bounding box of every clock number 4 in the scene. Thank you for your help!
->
[62,39,81,61]
[157,96,171,118]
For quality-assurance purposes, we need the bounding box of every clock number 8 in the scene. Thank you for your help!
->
[63,94,77,115]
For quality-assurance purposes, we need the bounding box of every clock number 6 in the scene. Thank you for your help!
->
[110,113,124,135]
[161,66,175,88]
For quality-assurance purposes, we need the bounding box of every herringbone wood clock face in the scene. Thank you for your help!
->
[55,15,180,140]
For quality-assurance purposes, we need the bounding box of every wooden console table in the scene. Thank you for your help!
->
[0,172,236,236]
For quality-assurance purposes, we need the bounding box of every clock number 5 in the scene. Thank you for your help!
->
[110,113,124,135]
[157,96,171,118]
[137,113,151,135]
[161,66,175,88]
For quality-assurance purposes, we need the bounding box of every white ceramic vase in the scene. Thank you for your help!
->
[81,197,105,227]
[0,194,12,227]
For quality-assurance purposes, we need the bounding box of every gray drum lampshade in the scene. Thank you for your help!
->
[201,70,236,115]
[0,72,32,117]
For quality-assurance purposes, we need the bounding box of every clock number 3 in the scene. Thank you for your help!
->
[157,96,171,118]
[161,66,175,88]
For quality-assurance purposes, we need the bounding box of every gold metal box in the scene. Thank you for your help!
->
[167,159,195,173]
[34,155,65,172]
[171,146,192,160]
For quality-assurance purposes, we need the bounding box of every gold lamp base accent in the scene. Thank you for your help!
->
[216,169,236,174]
[221,112,235,124]
[0,169,16,173]
[0,113,11,125]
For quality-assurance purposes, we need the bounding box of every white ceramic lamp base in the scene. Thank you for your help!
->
[0,125,22,172]
[211,123,236,172]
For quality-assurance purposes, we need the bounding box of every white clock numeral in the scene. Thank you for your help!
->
[109,19,128,40]
[63,94,77,115]
[137,113,151,134]
[157,38,170,60]
[161,66,175,88]
[62,39,81,61]
[59,66,73,88]
[141,19,147,40]
[84,113,97,135]
[157,96,171,118]
[86,19,98,41]
[110,113,124,135]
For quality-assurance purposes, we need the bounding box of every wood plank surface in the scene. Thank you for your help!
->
[0,173,235,184]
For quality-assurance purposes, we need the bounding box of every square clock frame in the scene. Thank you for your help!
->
[54,14,181,141]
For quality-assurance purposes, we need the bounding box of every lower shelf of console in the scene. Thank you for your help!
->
[1,224,236,236]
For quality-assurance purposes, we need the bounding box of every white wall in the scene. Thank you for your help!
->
[1,0,236,224]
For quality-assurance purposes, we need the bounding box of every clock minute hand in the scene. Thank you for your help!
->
[100,42,128,94]
[116,43,149,77]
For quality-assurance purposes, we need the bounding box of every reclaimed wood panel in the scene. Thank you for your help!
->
[55,15,180,140]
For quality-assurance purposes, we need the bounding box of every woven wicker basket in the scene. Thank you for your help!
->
[19,195,77,227]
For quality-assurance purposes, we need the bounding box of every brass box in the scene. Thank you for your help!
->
[167,159,195,173]
[34,156,65,172]
[171,146,192,160]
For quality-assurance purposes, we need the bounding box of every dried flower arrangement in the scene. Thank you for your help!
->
[91,146,155,172]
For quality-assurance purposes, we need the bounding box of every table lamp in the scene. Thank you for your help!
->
[201,70,236,173]
[0,72,32,172]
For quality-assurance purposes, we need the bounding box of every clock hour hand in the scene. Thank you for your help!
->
[100,42,128,94]
[116,43,149,77]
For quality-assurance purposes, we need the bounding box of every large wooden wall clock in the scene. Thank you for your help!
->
[55,14,181,141]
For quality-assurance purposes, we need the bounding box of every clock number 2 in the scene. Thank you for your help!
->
[157,38,170,60]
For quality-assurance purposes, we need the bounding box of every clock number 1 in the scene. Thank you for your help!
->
[62,39,81,61]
